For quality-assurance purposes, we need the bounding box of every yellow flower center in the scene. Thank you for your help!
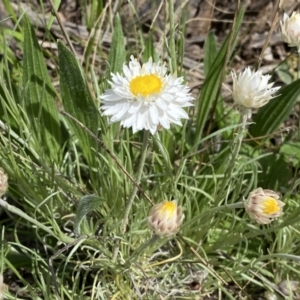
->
[262,197,280,215]
[160,201,176,220]
[129,74,163,97]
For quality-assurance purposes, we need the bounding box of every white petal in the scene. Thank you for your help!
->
[99,90,124,101]
[128,102,142,114]
[149,104,159,124]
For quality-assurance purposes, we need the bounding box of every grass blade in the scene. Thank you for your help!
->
[203,31,218,76]
[106,14,126,75]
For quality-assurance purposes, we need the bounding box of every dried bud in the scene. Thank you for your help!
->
[280,12,300,52]
[0,168,8,198]
[244,188,285,224]
[147,200,184,236]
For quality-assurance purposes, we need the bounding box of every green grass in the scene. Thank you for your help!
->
[0,1,300,299]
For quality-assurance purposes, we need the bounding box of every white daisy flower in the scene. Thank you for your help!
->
[99,56,194,134]
[231,67,280,109]
[280,12,300,52]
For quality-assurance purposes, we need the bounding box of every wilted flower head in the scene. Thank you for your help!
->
[280,12,300,52]
[231,67,280,111]
[99,56,194,134]
[0,168,8,198]
[147,200,184,236]
[244,188,285,224]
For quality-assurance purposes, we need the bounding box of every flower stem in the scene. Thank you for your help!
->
[127,234,160,265]
[184,202,245,230]
[217,106,249,203]
[122,130,150,232]
[112,130,150,261]
[204,201,245,215]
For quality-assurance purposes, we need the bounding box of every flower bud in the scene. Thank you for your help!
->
[280,12,300,52]
[231,68,280,110]
[0,168,8,198]
[244,188,285,224]
[147,200,184,236]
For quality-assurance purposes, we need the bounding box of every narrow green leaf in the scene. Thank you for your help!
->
[194,8,244,144]
[143,31,158,62]
[106,14,126,75]
[204,31,230,139]
[74,195,105,235]
[58,41,99,165]
[2,0,18,24]
[203,31,218,76]
[23,14,61,161]
[46,0,61,30]
[250,78,300,137]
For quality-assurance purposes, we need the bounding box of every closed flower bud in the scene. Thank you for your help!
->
[231,67,280,110]
[244,188,285,224]
[280,12,300,52]
[231,67,280,113]
[0,168,8,198]
[147,200,184,236]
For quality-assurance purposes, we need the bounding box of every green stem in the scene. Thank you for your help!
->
[127,234,160,265]
[112,130,150,261]
[204,201,245,214]
[122,130,150,232]
[217,106,249,203]
[153,133,173,172]
[184,202,245,229]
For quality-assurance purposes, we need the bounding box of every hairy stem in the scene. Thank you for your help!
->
[127,234,160,265]
[112,130,150,261]
[217,106,250,203]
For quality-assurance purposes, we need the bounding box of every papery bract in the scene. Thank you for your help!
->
[231,67,280,110]
[244,188,285,224]
[280,12,300,51]
[147,200,184,236]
